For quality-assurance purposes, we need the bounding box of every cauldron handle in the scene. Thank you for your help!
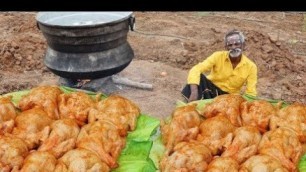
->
[129,15,136,31]
[36,22,40,30]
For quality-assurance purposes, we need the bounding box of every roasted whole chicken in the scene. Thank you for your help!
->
[19,151,57,172]
[197,115,236,155]
[0,96,17,134]
[206,157,239,172]
[160,140,212,172]
[18,85,63,120]
[0,85,148,171]
[55,148,110,172]
[240,100,279,133]
[0,135,29,172]
[58,91,96,126]
[12,107,53,149]
[76,120,126,169]
[240,155,289,172]
[88,94,140,135]
[160,104,201,155]
[221,126,262,164]
[270,102,306,143]
[259,127,302,171]
[38,119,80,158]
[202,94,246,127]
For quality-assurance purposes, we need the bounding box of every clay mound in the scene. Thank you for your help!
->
[0,12,47,73]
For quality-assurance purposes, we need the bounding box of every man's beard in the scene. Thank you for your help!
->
[229,48,242,58]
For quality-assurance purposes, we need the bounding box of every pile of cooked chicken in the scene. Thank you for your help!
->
[160,94,306,172]
[0,85,141,172]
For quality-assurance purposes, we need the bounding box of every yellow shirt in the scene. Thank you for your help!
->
[187,51,257,96]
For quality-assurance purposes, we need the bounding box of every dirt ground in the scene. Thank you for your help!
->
[0,12,305,119]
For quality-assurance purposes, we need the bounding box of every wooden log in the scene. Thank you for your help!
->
[112,75,153,90]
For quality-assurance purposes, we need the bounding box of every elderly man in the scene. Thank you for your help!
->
[182,29,258,102]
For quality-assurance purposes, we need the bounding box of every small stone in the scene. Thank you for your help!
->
[271,92,282,100]
[160,71,167,76]
[11,42,19,49]
[268,33,278,43]
[27,55,33,61]
[14,54,22,61]
[296,75,302,80]
[261,44,274,53]
[9,48,15,53]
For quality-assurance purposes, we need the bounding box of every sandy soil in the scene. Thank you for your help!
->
[0,12,305,119]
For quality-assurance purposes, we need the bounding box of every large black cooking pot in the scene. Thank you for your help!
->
[36,12,135,79]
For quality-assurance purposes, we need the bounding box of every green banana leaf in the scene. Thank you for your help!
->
[242,94,289,108]
[60,86,108,100]
[1,86,160,172]
[113,140,156,172]
[1,86,108,105]
[176,93,289,111]
[114,114,160,172]
[2,89,30,105]
[299,154,306,172]
[149,128,166,171]
[127,114,160,141]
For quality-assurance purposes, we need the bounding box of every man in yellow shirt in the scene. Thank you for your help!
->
[181,29,258,102]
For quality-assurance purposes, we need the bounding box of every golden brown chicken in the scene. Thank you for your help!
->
[197,115,236,155]
[38,119,80,158]
[0,96,17,134]
[88,94,140,135]
[58,91,96,126]
[76,120,126,169]
[202,94,246,127]
[55,148,110,172]
[19,151,57,172]
[18,85,63,120]
[160,104,201,155]
[206,157,239,172]
[221,126,262,164]
[12,107,53,149]
[270,102,306,143]
[239,155,289,172]
[240,100,278,133]
[0,135,29,172]
[0,162,10,172]
[160,140,212,172]
[258,127,302,171]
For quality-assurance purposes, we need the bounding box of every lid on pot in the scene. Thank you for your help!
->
[36,12,133,27]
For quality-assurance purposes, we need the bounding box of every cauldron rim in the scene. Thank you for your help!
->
[36,11,133,28]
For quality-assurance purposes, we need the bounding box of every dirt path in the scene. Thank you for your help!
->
[115,60,188,119]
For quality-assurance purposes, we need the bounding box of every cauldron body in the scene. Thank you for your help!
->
[36,12,134,79]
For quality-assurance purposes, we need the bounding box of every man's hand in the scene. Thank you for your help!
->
[188,84,198,102]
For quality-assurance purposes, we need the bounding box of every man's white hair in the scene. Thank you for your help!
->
[224,29,245,44]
